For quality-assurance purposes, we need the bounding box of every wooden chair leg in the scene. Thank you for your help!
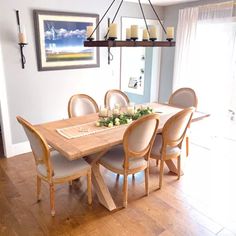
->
[37,176,41,201]
[145,168,149,196]
[69,180,73,186]
[156,159,159,167]
[159,160,164,189]
[177,156,181,180]
[49,184,55,216]
[186,136,189,157]
[123,174,128,208]
[87,170,92,205]
[132,174,135,179]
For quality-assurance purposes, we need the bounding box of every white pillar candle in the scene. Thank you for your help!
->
[142,29,149,41]
[149,25,157,39]
[108,23,118,38]
[131,25,138,39]
[86,26,94,39]
[126,28,131,40]
[18,26,27,44]
[166,27,174,39]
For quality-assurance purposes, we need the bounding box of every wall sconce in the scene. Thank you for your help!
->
[16,10,28,69]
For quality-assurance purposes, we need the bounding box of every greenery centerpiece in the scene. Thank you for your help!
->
[96,107,153,127]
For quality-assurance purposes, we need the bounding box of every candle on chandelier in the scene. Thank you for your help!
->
[86,26,94,40]
[166,27,174,40]
[126,28,131,40]
[131,25,138,39]
[108,23,118,39]
[149,26,157,40]
[142,29,149,41]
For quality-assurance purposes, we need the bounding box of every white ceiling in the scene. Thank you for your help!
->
[125,0,199,6]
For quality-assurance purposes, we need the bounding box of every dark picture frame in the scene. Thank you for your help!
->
[33,10,99,71]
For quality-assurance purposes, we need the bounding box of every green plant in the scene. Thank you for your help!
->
[96,107,153,127]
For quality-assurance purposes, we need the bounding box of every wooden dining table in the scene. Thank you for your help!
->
[35,103,209,211]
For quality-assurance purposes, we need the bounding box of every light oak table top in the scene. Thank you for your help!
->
[35,103,182,160]
[35,103,209,161]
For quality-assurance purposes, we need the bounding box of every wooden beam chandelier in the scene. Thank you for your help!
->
[84,0,175,48]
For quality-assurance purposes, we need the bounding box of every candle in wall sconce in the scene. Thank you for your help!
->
[149,25,157,41]
[108,23,117,40]
[166,27,174,41]
[142,29,149,41]
[130,25,138,41]
[86,26,94,40]
[126,28,131,41]
[18,26,27,44]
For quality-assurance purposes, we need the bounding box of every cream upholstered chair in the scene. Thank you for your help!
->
[168,88,198,157]
[150,107,194,189]
[169,87,198,108]
[98,114,159,208]
[68,94,99,118]
[104,89,130,110]
[17,116,92,216]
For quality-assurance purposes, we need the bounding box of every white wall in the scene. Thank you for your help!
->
[0,0,163,156]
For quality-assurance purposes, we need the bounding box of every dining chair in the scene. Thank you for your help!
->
[150,107,194,189]
[98,114,159,208]
[68,93,99,118]
[168,87,198,157]
[16,116,92,216]
[104,89,130,110]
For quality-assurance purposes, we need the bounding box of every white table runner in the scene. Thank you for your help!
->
[56,121,127,139]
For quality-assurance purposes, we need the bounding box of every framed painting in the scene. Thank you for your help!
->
[33,10,99,71]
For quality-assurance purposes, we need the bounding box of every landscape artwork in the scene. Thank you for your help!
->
[44,20,93,62]
[34,10,99,71]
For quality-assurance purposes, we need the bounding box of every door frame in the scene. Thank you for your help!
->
[0,41,13,157]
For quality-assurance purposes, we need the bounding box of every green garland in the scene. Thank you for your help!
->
[96,107,153,127]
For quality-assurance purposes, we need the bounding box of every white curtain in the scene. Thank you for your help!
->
[173,1,235,115]
[173,7,199,89]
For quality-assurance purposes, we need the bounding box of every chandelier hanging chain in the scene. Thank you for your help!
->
[105,0,124,39]
[89,0,116,39]
[138,0,150,36]
[89,0,168,40]
[147,0,167,34]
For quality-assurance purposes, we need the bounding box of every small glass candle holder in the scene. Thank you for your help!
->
[127,102,135,115]
[112,108,120,116]
[140,104,147,110]
[99,106,108,117]
[114,103,121,110]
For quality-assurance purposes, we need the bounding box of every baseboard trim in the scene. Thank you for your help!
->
[6,141,31,158]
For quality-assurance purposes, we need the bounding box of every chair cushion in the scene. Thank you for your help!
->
[151,135,181,159]
[99,145,147,171]
[37,151,90,179]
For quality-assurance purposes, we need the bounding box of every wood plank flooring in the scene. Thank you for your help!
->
[0,118,236,236]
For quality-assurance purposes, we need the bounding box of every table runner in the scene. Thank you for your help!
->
[57,121,127,139]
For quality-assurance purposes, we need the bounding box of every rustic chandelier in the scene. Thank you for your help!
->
[84,0,176,48]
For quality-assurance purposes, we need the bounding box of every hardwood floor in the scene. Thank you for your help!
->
[0,118,236,236]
